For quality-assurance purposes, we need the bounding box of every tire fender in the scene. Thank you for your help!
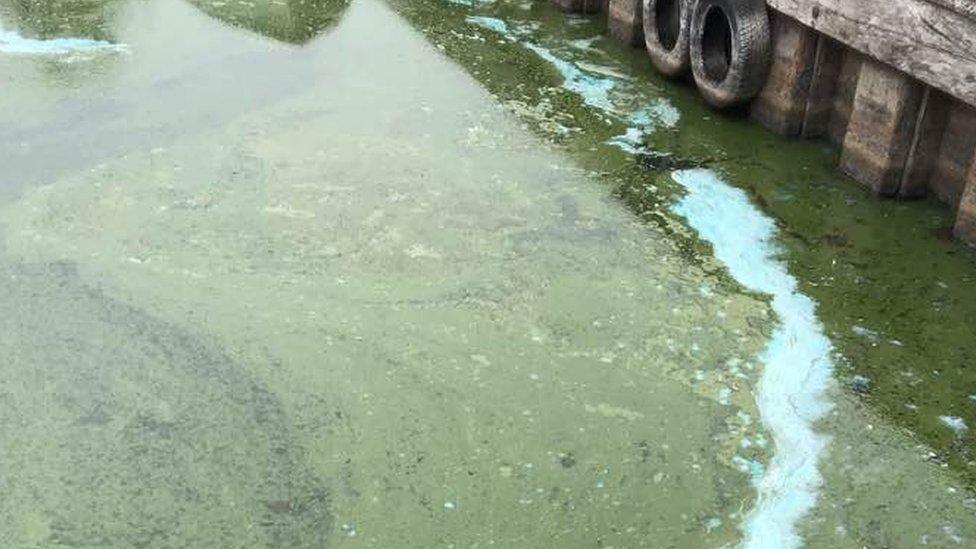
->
[689,0,771,108]
[642,0,692,78]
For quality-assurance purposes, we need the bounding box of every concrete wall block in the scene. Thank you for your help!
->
[840,59,924,195]
[953,152,976,246]
[827,49,863,146]
[751,12,819,136]
[553,0,605,14]
[607,0,643,47]
[930,101,976,207]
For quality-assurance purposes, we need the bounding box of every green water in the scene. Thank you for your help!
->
[0,0,974,547]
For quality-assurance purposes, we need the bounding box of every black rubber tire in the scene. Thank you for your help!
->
[689,0,771,108]
[642,0,691,78]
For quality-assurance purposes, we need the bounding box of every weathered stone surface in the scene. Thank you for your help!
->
[953,152,976,246]
[766,0,976,107]
[900,88,950,197]
[607,0,643,46]
[827,48,862,146]
[751,12,819,136]
[930,101,976,207]
[552,0,605,14]
[840,60,924,195]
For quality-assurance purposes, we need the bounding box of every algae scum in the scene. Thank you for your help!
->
[0,0,974,547]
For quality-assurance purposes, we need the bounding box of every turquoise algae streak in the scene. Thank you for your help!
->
[674,170,834,548]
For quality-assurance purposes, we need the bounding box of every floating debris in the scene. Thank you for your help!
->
[852,325,880,341]
[850,375,871,394]
[940,416,969,437]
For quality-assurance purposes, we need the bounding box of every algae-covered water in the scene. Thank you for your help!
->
[0,0,974,547]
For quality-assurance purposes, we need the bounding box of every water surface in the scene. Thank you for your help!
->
[1,0,974,547]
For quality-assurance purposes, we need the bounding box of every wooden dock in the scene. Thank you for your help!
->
[564,0,976,245]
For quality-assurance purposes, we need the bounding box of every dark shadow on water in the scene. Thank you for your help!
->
[185,0,350,44]
[0,0,124,41]
[0,0,352,45]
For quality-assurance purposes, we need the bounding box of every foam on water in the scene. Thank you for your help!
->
[520,42,615,112]
[940,415,968,436]
[446,0,496,6]
[465,16,509,35]
[607,102,680,153]
[465,15,616,112]
[673,169,834,549]
[0,17,126,55]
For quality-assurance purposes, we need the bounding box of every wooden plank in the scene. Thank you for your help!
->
[766,0,976,107]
